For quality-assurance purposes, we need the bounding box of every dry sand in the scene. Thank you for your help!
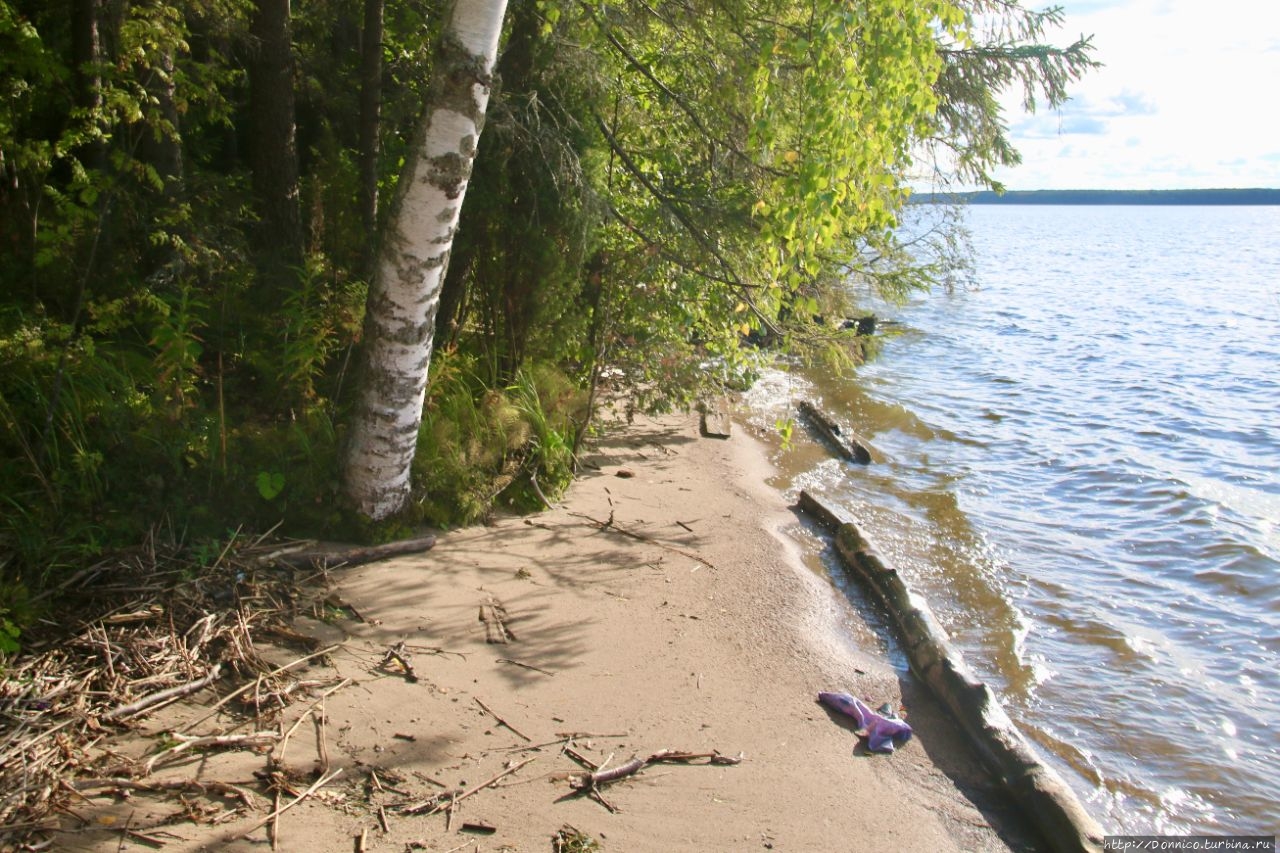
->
[65,411,1041,852]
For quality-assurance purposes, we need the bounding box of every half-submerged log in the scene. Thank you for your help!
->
[796,400,872,464]
[795,490,1105,853]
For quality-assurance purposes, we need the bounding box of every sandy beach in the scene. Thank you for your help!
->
[62,411,1042,852]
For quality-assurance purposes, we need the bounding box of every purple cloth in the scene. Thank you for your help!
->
[817,691,913,752]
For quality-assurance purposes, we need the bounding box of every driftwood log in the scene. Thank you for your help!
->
[262,535,438,572]
[795,490,1103,853]
[796,401,872,464]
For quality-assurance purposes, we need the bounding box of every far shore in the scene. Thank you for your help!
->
[61,410,1045,852]
[913,187,1280,205]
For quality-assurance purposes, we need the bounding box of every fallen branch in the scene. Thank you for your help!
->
[502,731,628,754]
[145,731,278,775]
[237,678,335,711]
[580,755,644,787]
[102,664,224,722]
[571,749,743,790]
[314,705,329,773]
[529,469,554,510]
[276,678,352,767]
[73,777,261,810]
[797,400,872,465]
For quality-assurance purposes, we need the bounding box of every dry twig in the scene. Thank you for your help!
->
[144,731,278,775]
[473,697,531,742]
[235,768,344,840]
[400,757,536,816]
[495,657,554,676]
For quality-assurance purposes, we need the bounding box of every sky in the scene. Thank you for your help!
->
[979,0,1280,190]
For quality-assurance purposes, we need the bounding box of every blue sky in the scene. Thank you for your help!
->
[984,0,1280,190]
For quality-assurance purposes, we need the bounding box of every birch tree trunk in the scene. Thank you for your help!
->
[341,0,508,521]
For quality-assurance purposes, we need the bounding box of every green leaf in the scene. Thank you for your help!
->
[256,471,285,501]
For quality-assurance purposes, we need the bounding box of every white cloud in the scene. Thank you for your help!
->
[985,0,1280,189]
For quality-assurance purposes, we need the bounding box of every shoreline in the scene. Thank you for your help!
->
[61,411,1043,851]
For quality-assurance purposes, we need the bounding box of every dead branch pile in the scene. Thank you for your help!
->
[0,527,408,841]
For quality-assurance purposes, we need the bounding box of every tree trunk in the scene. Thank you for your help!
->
[433,239,473,350]
[71,0,105,171]
[248,0,304,285]
[341,0,509,521]
[357,0,385,268]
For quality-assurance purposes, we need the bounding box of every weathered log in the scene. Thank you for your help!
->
[796,400,872,464]
[265,535,437,572]
[796,489,1104,853]
[479,595,515,643]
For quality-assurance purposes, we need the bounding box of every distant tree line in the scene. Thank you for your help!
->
[918,188,1280,205]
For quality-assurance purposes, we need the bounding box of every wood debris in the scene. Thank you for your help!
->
[0,528,404,845]
[478,594,516,643]
[145,730,279,774]
[554,824,602,852]
[797,400,873,464]
[474,696,531,742]
[379,641,420,682]
[102,662,225,721]
[235,768,344,841]
[569,749,744,794]
[399,756,537,816]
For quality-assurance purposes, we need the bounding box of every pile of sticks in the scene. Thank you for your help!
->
[0,527,361,841]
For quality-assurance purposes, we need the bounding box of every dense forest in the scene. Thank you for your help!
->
[0,0,1095,636]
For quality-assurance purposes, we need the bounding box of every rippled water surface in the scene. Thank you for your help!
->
[749,205,1280,834]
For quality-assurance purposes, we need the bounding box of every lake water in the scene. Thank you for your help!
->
[746,205,1280,834]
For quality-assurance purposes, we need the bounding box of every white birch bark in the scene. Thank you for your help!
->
[342,0,509,520]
